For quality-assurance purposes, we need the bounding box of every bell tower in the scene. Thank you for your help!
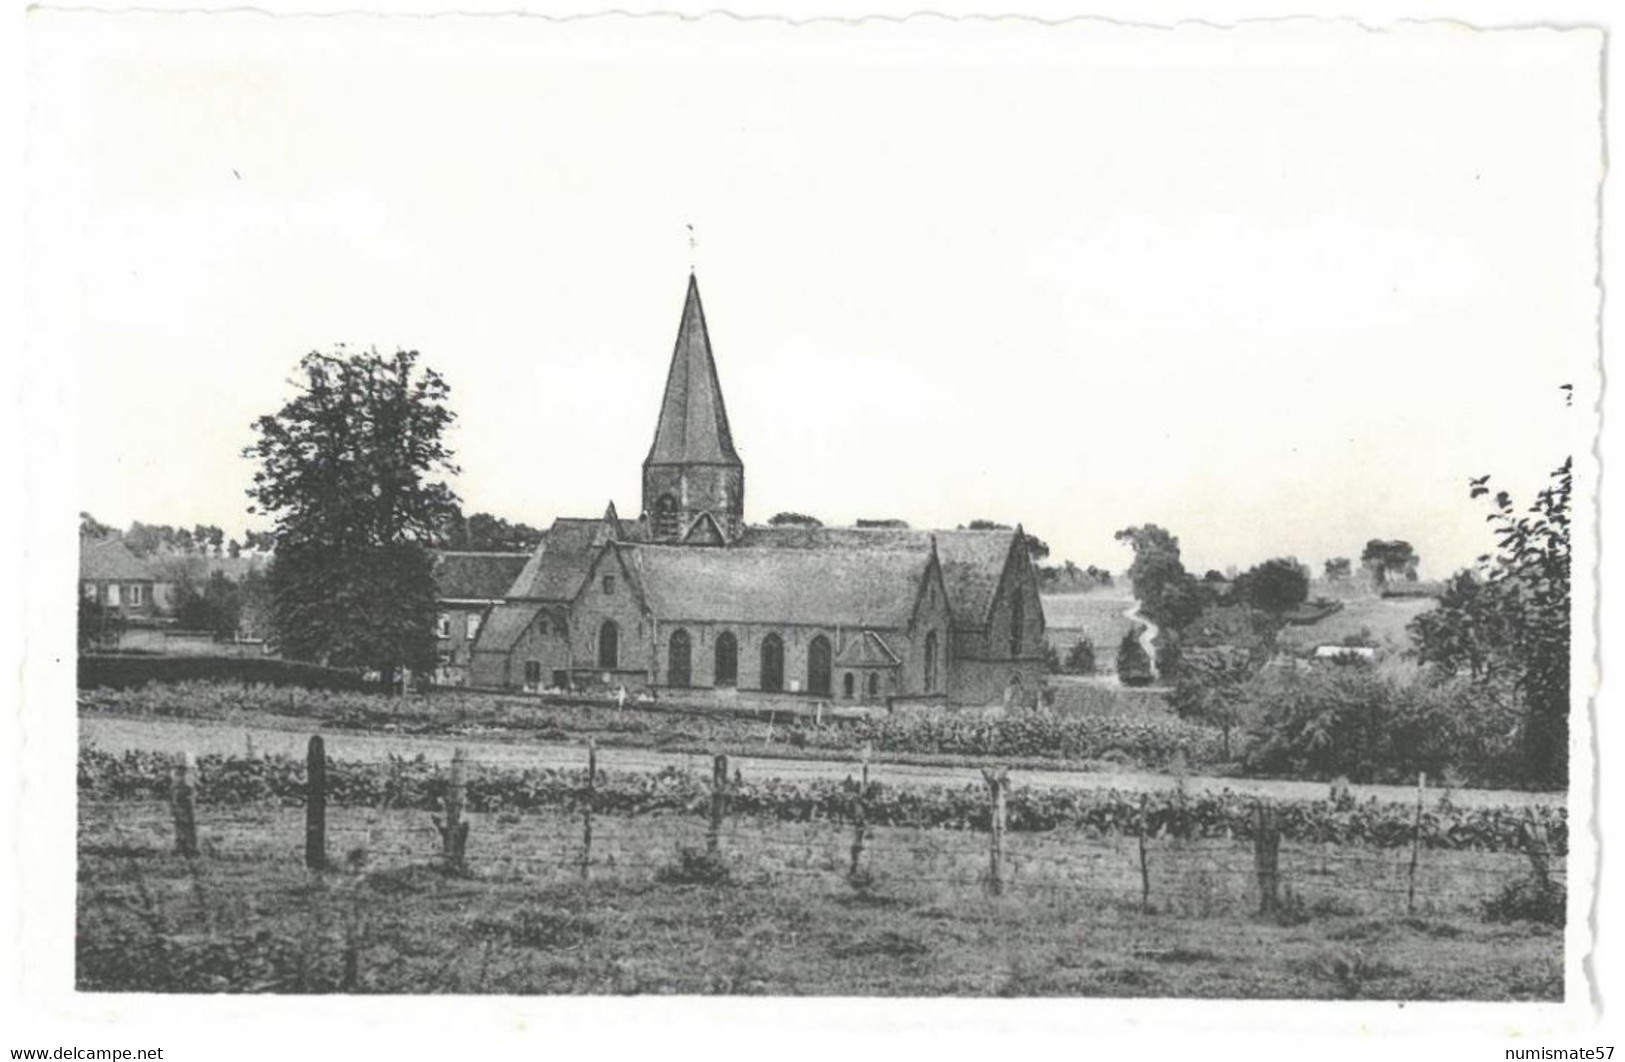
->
[642,274,745,543]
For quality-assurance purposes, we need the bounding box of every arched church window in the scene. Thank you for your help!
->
[924,630,939,693]
[843,673,855,699]
[760,634,784,692]
[598,620,619,670]
[1010,592,1024,657]
[668,629,692,687]
[714,632,738,687]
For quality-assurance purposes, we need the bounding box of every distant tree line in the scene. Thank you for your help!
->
[1136,437,1571,788]
[80,512,275,558]
[433,510,547,552]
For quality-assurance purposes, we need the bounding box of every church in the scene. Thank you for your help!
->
[467,275,1047,708]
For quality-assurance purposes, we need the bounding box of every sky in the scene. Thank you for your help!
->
[30,14,1601,579]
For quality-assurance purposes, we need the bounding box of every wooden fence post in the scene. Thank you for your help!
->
[1253,800,1281,916]
[983,768,1008,897]
[707,754,729,855]
[434,748,469,871]
[171,750,198,857]
[849,745,871,881]
[1137,794,1152,914]
[342,900,363,993]
[1406,771,1426,915]
[581,740,596,880]
[305,736,327,870]
[1523,807,1552,888]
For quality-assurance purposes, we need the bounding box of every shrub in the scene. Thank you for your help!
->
[1241,665,1518,785]
[1483,875,1565,927]
[1063,638,1097,675]
[656,846,732,886]
[1117,630,1154,687]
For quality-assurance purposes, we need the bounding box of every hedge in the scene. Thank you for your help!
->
[79,654,372,692]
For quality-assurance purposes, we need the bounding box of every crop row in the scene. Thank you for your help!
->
[78,682,1224,766]
[78,748,1563,853]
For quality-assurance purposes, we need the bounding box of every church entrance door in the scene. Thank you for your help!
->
[807,636,833,697]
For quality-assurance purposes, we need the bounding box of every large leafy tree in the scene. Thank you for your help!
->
[1412,458,1571,785]
[1169,646,1256,760]
[79,512,115,539]
[1234,557,1311,616]
[245,349,460,681]
[1360,539,1419,584]
[1114,526,1210,626]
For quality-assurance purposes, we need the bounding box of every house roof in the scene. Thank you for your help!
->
[80,537,156,581]
[644,274,741,468]
[472,602,546,653]
[835,630,902,668]
[735,525,1019,630]
[632,544,931,628]
[432,551,531,601]
[505,518,602,601]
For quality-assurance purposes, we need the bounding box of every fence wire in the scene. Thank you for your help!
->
[80,739,1563,923]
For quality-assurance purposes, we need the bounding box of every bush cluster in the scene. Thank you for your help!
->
[1240,666,1522,786]
[79,656,372,693]
[1483,876,1566,927]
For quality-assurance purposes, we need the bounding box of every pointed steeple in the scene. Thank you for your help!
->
[644,274,742,468]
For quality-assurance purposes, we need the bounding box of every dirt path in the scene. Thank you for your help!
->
[1123,599,1160,680]
[79,713,1564,810]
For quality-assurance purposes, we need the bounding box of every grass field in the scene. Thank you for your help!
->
[1277,596,1439,655]
[78,800,1562,998]
[1042,593,1139,665]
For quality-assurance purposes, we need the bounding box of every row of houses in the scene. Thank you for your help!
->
[79,534,520,678]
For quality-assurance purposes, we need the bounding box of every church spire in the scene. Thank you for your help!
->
[644,274,741,468]
[642,274,746,543]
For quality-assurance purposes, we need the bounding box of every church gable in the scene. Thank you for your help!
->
[905,547,952,633]
[984,531,1047,661]
[569,544,651,674]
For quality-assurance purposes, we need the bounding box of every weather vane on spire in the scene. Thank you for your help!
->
[686,222,697,273]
